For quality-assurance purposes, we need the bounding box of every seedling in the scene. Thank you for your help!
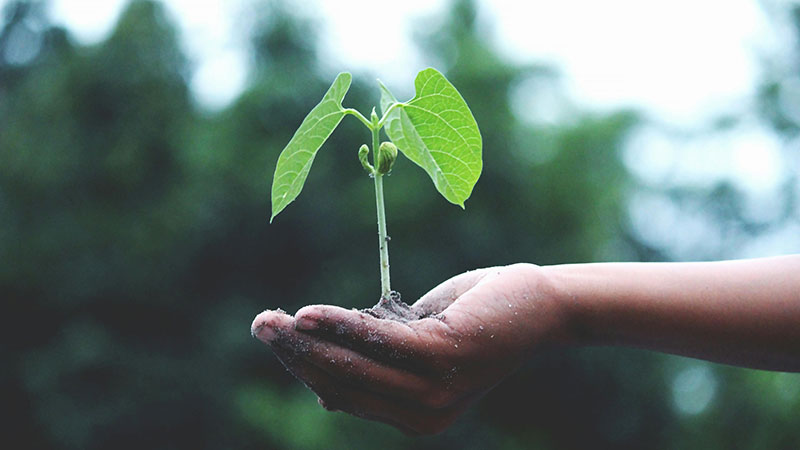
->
[271,68,482,302]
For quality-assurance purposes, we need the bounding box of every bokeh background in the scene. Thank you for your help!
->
[2,0,799,448]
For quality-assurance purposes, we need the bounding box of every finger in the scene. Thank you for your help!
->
[271,346,412,431]
[251,309,295,344]
[261,312,438,399]
[299,338,437,399]
[270,345,465,436]
[293,305,450,363]
[253,308,442,397]
[411,268,491,316]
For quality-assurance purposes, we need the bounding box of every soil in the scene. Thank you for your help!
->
[361,291,421,322]
[361,290,451,323]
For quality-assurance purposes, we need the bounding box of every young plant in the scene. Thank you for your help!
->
[270,68,482,302]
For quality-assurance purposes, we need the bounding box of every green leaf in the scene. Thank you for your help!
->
[270,72,352,222]
[380,68,482,207]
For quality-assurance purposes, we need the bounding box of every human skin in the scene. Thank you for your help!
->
[251,255,800,435]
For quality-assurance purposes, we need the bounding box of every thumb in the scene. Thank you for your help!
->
[410,268,490,317]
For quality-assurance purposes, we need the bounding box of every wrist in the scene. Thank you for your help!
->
[507,263,583,348]
[539,264,596,347]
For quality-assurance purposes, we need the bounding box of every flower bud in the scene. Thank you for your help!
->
[358,144,374,174]
[376,142,398,174]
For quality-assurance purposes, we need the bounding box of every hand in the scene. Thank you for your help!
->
[251,263,571,435]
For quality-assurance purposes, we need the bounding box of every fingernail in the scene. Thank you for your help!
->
[295,317,318,331]
[252,322,277,342]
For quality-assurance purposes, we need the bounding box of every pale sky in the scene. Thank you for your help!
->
[2,0,778,120]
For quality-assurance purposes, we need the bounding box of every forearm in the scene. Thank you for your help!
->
[543,255,800,372]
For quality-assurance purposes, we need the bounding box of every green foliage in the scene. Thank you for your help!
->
[270,72,351,221]
[358,143,373,173]
[380,68,482,207]
[376,141,398,175]
[271,67,482,220]
[269,67,483,296]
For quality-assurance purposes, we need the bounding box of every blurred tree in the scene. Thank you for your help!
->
[630,3,800,264]
[759,4,800,138]
[652,3,800,448]
[1,0,797,448]
[1,1,216,448]
[611,1,800,448]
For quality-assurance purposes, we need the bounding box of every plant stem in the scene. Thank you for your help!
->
[343,108,372,128]
[376,102,405,129]
[371,123,391,299]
